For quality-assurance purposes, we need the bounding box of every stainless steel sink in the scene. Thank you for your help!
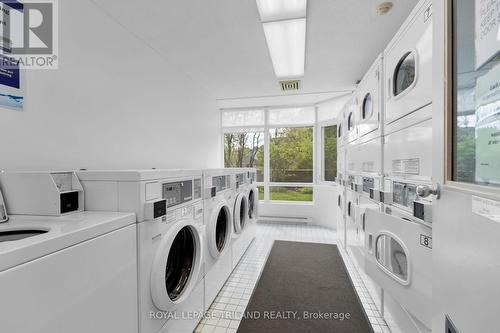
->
[0,229,48,242]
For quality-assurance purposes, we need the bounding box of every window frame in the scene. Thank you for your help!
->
[318,120,338,184]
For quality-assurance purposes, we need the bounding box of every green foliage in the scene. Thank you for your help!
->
[270,187,313,202]
[323,125,338,181]
[455,127,475,182]
[270,127,313,182]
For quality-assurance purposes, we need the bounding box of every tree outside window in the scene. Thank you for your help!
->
[224,131,264,182]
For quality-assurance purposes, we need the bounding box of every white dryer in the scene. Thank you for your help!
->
[228,169,250,269]
[77,169,206,333]
[202,169,234,310]
[383,0,432,129]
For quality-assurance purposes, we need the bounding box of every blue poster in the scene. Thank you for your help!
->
[0,0,24,111]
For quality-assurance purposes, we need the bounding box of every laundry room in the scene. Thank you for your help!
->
[0,0,499,333]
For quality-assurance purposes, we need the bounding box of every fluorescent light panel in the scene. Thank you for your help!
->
[256,0,307,22]
[263,18,306,78]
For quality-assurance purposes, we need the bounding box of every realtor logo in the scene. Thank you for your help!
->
[0,0,58,69]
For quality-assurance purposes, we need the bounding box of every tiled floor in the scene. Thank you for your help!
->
[195,222,390,333]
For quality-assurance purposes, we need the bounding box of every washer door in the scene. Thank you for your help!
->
[233,193,248,235]
[150,219,203,311]
[248,188,258,220]
[208,202,232,259]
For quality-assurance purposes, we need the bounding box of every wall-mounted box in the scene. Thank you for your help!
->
[0,171,84,216]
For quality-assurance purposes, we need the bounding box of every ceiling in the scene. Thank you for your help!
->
[91,0,416,101]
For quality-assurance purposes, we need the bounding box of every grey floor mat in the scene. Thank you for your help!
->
[237,241,374,333]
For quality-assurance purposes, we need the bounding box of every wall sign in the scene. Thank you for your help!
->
[475,0,500,69]
[0,0,24,111]
[475,64,500,185]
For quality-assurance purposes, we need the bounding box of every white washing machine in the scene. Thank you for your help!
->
[345,186,359,263]
[345,96,359,145]
[202,169,234,310]
[336,187,346,248]
[0,209,137,333]
[383,0,432,130]
[245,168,259,229]
[364,205,432,330]
[228,169,250,269]
[76,169,205,333]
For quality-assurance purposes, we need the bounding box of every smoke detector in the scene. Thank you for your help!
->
[376,2,393,15]
[279,80,301,91]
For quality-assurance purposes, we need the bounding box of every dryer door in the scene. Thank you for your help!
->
[248,188,259,220]
[233,192,248,234]
[150,219,203,311]
[364,208,432,328]
[208,201,232,258]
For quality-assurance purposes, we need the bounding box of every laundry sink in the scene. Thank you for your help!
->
[0,229,49,243]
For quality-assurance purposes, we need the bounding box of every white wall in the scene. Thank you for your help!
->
[0,0,221,171]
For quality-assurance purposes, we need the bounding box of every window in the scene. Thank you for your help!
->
[269,127,313,183]
[393,52,416,96]
[224,130,264,182]
[323,125,337,181]
[222,106,326,203]
[452,0,500,187]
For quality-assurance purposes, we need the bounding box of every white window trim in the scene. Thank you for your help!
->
[317,119,339,185]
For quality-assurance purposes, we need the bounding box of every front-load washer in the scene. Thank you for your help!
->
[139,186,204,333]
[228,169,250,269]
[364,205,432,330]
[76,169,205,333]
[202,169,234,310]
[0,211,137,333]
[345,187,360,264]
[245,168,259,226]
[336,186,346,248]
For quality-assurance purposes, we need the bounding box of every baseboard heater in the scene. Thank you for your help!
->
[258,215,312,225]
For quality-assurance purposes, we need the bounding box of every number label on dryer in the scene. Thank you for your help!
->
[420,235,432,249]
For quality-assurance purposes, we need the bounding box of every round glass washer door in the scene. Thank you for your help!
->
[248,188,258,219]
[362,93,373,120]
[393,52,416,97]
[208,202,232,259]
[150,220,203,311]
[233,193,248,235]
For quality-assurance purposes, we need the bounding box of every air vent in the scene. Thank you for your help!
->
[280,80,300,91]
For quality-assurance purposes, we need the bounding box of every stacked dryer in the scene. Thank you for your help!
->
[346,56,384,272]
[364,0,435,332]
[202,169,234,310]
[77,169,206,333]
[344,94,361,261]
[336,110,347,248]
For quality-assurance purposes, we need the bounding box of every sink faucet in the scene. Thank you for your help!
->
[0,188,8,223]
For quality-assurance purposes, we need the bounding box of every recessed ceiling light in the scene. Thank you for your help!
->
[263,18,306,78]
[256,0,307,22]
[376,2,394,15]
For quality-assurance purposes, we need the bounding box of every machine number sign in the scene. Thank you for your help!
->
[420,234,432,249]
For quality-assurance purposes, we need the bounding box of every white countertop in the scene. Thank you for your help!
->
[0,211,136,272]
